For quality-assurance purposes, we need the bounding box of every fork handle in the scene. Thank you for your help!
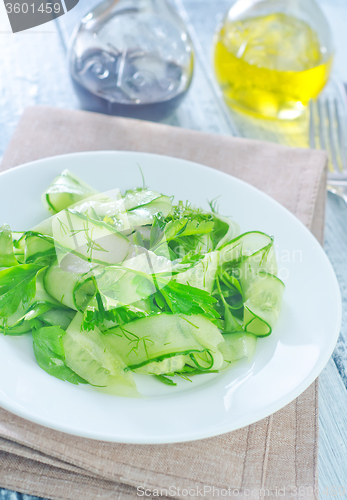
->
[327,181,347,205]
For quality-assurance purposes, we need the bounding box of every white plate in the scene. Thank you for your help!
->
[0,151,341,444]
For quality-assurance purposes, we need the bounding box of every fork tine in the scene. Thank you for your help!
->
[310,91,347,181]
[326,98,340,173]
[309,100,316,149]
[311,84,347,205]
[315,97,334,172]
[310,99,322,151]
[334,98,347,173]
[319,98,336,173]
[317,97,327,152]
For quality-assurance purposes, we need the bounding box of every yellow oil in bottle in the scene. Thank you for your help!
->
[214,13,333,119]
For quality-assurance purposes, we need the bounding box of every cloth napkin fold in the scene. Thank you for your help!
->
[0,106,327,500]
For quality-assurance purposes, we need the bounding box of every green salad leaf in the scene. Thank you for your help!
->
[32,325,88,384]
[0,264,45,320]
[153,280,219,318]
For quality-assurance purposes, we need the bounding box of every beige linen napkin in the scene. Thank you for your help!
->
[0,107,327,500]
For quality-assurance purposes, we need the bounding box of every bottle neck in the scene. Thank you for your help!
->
[107,0,163,9]
[82,0,172,31]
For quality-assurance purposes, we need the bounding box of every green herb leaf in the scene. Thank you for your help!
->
[177,367,219,376]
[82,300,148,331]
[32,325,87,384]
[0,264,45,319]
[150,214,166,248]
[154,218,214,249]
[156,280,219,319]
[208,196,221,214]
[155,374,177,386]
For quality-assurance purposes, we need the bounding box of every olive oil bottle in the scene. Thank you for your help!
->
[214,1,334,120]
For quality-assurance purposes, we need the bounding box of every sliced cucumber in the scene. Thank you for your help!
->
[0,304,31,335]
[239,241,277,295]
[51,210,131,265]
[243,272,285,337]
[104,313,224,371]
[0,321,31,335]
[12,231,24,241]
[71,189,171,223]
[126,195,172,220]
[63,313,137,396]
[100,194,172,234]
[94,266,152,308]
[135,355,186,375]
[123,189,168,212]
[24,232,56,263]
[219,231,273,265]
[176,251,219,293]
[43,256,95,310]
[0,224,18,267]
[213,214,240,249]
[13,232,25,264]
[31,217,54,237]
[42,169,98,214]
[40,308,75,329]
[218,331,257,363]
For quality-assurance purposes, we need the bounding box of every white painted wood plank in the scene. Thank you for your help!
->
[0,19,78,160]
[325,193,347,388]
[319,358,347,496]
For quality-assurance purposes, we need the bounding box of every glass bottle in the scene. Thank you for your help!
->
[69,0,194,121]
[213,0,334,120]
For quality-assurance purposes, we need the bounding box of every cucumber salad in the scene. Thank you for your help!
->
[0,169,284,396]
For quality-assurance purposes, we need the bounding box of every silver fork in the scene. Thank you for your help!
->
[309,81,347,204]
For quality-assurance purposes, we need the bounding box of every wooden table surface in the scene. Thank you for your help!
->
[0,0,346,498]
